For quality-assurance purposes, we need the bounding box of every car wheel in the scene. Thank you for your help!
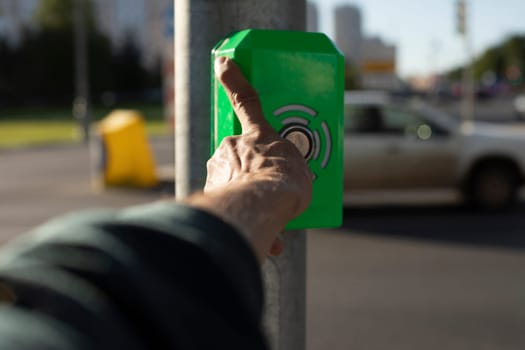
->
[466,164,519,211]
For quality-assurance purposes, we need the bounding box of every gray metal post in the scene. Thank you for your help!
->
[458,0,475,122]
[175,1,306,349]
[73,0,90,143]
[174,0,220,197]
[461,37,475,122]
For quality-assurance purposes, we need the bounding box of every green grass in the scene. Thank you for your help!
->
[0,104,170,149]
[0,120,80,148]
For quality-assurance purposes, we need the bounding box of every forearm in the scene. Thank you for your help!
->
[185,179,301,263]
[200,57,312,262]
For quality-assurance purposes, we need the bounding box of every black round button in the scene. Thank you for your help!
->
[280,125,314,160]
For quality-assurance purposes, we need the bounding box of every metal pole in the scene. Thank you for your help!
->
[174,1,307,349]
[174,0,220,197]
[462,37,475,122]
[73,0,90,143]
[459,0,475,122]
[263,230,306,350]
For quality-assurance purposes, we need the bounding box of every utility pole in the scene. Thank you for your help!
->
[174,0,215,197]
[457,0,475,121]
[73,0,90,143]
[174,1,306,349]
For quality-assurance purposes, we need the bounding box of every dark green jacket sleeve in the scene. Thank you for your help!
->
[0,203,267,350]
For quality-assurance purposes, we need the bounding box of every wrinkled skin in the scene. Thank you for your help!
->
[188,57,312,261]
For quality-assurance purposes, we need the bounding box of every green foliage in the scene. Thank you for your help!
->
[35,0,95,32]
[0,0,161,107]
[35,0,75,31]
[448,66,463,81]
[448,35,525,88]
[1,25,113,103]
[112,34,148,93]
[473,47,504,80]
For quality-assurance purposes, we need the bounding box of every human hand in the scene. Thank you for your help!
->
[205,56,312,212]
[187,57,312,262]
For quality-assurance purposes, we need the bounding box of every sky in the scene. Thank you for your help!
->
[312,0,525,78]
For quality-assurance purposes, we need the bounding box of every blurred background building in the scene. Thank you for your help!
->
[333,4,400,91]
[360,36,400,90]
[334,5,362,65]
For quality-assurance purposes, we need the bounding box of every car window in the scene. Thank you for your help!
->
[382,107,423,133]
[385,107,449,139]
[345,105,449,139]
[345,105,385,134]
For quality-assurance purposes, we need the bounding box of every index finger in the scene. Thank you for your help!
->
[215,56,273,134]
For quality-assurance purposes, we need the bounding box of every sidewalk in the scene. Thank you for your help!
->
[0,137,175,242]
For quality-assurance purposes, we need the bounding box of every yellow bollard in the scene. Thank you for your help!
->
[97,110,159,188]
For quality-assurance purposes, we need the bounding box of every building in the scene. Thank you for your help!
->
[360,37,400,90]
[333,5,399,91]
[334,5,362,64]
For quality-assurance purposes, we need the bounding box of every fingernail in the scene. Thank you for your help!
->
[214,56,228,74]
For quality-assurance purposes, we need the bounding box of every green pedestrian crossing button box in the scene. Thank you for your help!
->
[211,29,344,229]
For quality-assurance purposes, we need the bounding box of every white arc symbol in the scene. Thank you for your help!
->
[273,104,332,169]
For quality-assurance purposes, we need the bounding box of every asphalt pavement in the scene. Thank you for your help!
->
[307,203,525,350]
[1,136,525,350]
[435,96,520,123]
[0,138,174,241]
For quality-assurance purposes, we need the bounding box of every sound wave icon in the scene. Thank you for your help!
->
[273,104,332,170]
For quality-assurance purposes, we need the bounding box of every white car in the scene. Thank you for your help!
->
[344,91,525,209]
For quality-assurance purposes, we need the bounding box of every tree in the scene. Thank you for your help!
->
[1,0,161,106]
[501,36,525,86]
[35,0,95,32]
[449,35,525,89]
[474,47,502,81]
[10,0,112,103]
[0,37,16,104]
[112,34,146,94]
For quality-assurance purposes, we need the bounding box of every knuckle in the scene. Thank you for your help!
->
[230,89,260,110]
[220,136,238,147]
[246,128,265,140]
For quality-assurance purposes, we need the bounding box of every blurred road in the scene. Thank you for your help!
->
[436,96,520,123]
[1,136,525,350]
[0,138,174,242]
[307,204,525,350]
